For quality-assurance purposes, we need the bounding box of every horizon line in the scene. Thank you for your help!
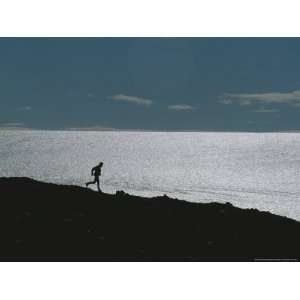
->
[1,127,300,133]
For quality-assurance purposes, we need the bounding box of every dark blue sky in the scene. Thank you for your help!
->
[1,38,300,131]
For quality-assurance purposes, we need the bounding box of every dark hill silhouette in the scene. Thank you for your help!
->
[3,177,300,261]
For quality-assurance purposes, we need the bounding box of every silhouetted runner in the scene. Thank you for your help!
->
[86,162,103,192]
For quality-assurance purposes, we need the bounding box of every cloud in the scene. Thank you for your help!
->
[219,99,233,105]
[64,126,117,131]
[18,106,32,111]
[0,122,26,129]
[168,104,195,111]
[251,108,279,113]
[219,90,300,107]
[110,94,153,106]
[1,122,25,126]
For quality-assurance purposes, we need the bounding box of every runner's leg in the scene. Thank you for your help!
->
[86,178,97,187]
[96,177,101,192]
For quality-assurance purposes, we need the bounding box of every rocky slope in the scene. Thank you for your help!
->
[2,177,300,261]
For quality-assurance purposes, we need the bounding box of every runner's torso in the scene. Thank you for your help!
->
[94,166,101,176]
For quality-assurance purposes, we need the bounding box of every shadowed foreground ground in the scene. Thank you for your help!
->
[3,177,300,261]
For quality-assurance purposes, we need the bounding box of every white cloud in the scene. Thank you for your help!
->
[64,126,117,131]
[0,122,26,129]
[18,106,32,111]
[168,104,195,111]
[220,90,300,107]
[218,99,233,105]
[110,94,153,106]
[251,108,279,113]
[1,122,25,126]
